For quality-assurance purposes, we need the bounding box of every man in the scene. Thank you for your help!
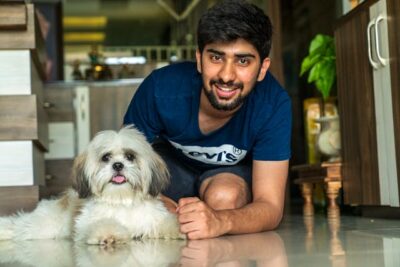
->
[123,0,292,240]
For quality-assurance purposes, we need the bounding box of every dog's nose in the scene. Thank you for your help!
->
[112,162,124,171]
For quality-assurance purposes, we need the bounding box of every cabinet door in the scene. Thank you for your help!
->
[387,0,400,206]
[370,0,399,207]
[335,6,381,205]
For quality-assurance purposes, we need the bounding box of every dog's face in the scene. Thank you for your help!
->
[72,127,169,202]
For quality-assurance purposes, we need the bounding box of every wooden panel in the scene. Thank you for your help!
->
[0,186,39,216]
[0,51,44,98]
[0,3,27,30]
[387,0,400,202]
[0,141,45,186]
[89,83,139,137]
[43,85,75,122]
[0,95,48,150]
[335,4,380,205]
[43,159,74,198]
[32,141,46,186]
[0,4,47,79]
[266,0,284,86]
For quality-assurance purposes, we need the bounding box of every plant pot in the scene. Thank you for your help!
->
[315,115,341,162]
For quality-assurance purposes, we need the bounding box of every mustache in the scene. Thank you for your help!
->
[210,79,243,90]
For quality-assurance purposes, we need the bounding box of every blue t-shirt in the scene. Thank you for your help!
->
[124,62,292,168]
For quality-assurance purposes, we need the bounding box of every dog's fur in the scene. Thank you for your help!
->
[0,127,184,244]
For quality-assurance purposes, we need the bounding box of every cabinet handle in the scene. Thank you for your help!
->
[375,14,388,66]
[45,174,54,180]
[367,19,380,69]
[43,102,55,109]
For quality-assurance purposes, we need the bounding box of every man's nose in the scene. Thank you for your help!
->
[218,62,236,83]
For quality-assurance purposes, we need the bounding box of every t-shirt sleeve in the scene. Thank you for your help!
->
[252,93,292,161]
[123,73,162,143]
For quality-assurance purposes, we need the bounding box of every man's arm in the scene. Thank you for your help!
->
[177,160,289,239]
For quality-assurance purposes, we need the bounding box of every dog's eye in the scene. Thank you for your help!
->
[101,153,111,162]
[125,153,135,161]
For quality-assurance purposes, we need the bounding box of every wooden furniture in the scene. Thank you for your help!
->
[0,3,48,215]
[292,161,343,218]
[335,0,400,207]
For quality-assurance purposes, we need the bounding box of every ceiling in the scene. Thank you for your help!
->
[61,0,203,46]
[63,0,170,20]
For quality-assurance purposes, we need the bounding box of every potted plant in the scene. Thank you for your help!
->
[300,34,340,161]
[300,34,336,114]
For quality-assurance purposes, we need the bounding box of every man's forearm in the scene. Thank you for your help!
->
[217,201,283,235]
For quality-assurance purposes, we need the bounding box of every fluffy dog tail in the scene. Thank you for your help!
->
[0,189,80,240]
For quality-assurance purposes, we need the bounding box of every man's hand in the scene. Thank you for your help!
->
[180,239,234,266]
[177,197,229,240]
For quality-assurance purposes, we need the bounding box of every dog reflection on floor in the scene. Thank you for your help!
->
[0,232,287,267]
[0,239,186,267]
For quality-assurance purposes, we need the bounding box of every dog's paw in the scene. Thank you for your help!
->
[82,220,131,246]
[152,216,186,240]
[87,235,128,246]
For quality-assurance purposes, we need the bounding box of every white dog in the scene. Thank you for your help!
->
[0,126,184,244]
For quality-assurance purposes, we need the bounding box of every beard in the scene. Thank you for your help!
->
[203,79,247,111]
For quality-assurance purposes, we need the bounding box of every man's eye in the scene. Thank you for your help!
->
[238,58,250,65]
[211,54,222,61]
[101,153,111,162]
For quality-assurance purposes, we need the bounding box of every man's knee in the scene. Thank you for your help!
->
[201,174,251,210]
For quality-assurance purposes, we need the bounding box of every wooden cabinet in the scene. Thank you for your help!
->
[0,3,48,215]
[335,0,400,207]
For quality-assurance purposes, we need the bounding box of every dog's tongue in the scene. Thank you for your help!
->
[112,175,126,184]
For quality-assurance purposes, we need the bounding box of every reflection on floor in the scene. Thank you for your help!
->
[0,215,399,266]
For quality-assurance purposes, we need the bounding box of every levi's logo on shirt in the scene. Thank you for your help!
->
[168,140,247,165]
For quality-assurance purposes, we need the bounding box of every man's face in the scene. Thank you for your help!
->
[196,39,270,111]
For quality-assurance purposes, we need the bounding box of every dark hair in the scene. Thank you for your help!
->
[197,0,273,60]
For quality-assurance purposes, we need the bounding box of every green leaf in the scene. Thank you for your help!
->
[300,54,320,76]
[309,35,325,54]
[307,63,320,83]
[315,59,336,100]
[299,34,336,99]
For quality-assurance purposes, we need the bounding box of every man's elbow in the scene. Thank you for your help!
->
[261,203,284,231]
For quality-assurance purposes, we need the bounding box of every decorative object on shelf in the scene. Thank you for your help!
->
[315,115,341,162]
[300,34,341,161]
[303,98,321,164]
[303,98,339,164]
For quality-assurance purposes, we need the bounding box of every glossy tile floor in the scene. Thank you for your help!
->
[0,214,399,267]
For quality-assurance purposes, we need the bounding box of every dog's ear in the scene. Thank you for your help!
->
[71,152,92,198]
[148,154,170,197]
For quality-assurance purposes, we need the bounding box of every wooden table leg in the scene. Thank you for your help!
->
[300,183,314,216]
[326,181,342,219]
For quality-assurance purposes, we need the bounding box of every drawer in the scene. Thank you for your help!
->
[0,95,48,150]
[43,159,74,197]
[45,122,75,159]
[43,86,75,122]
[0,141,45,187]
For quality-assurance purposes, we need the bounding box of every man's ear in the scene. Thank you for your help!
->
[196,49,202,73]
[257,57,271,81]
